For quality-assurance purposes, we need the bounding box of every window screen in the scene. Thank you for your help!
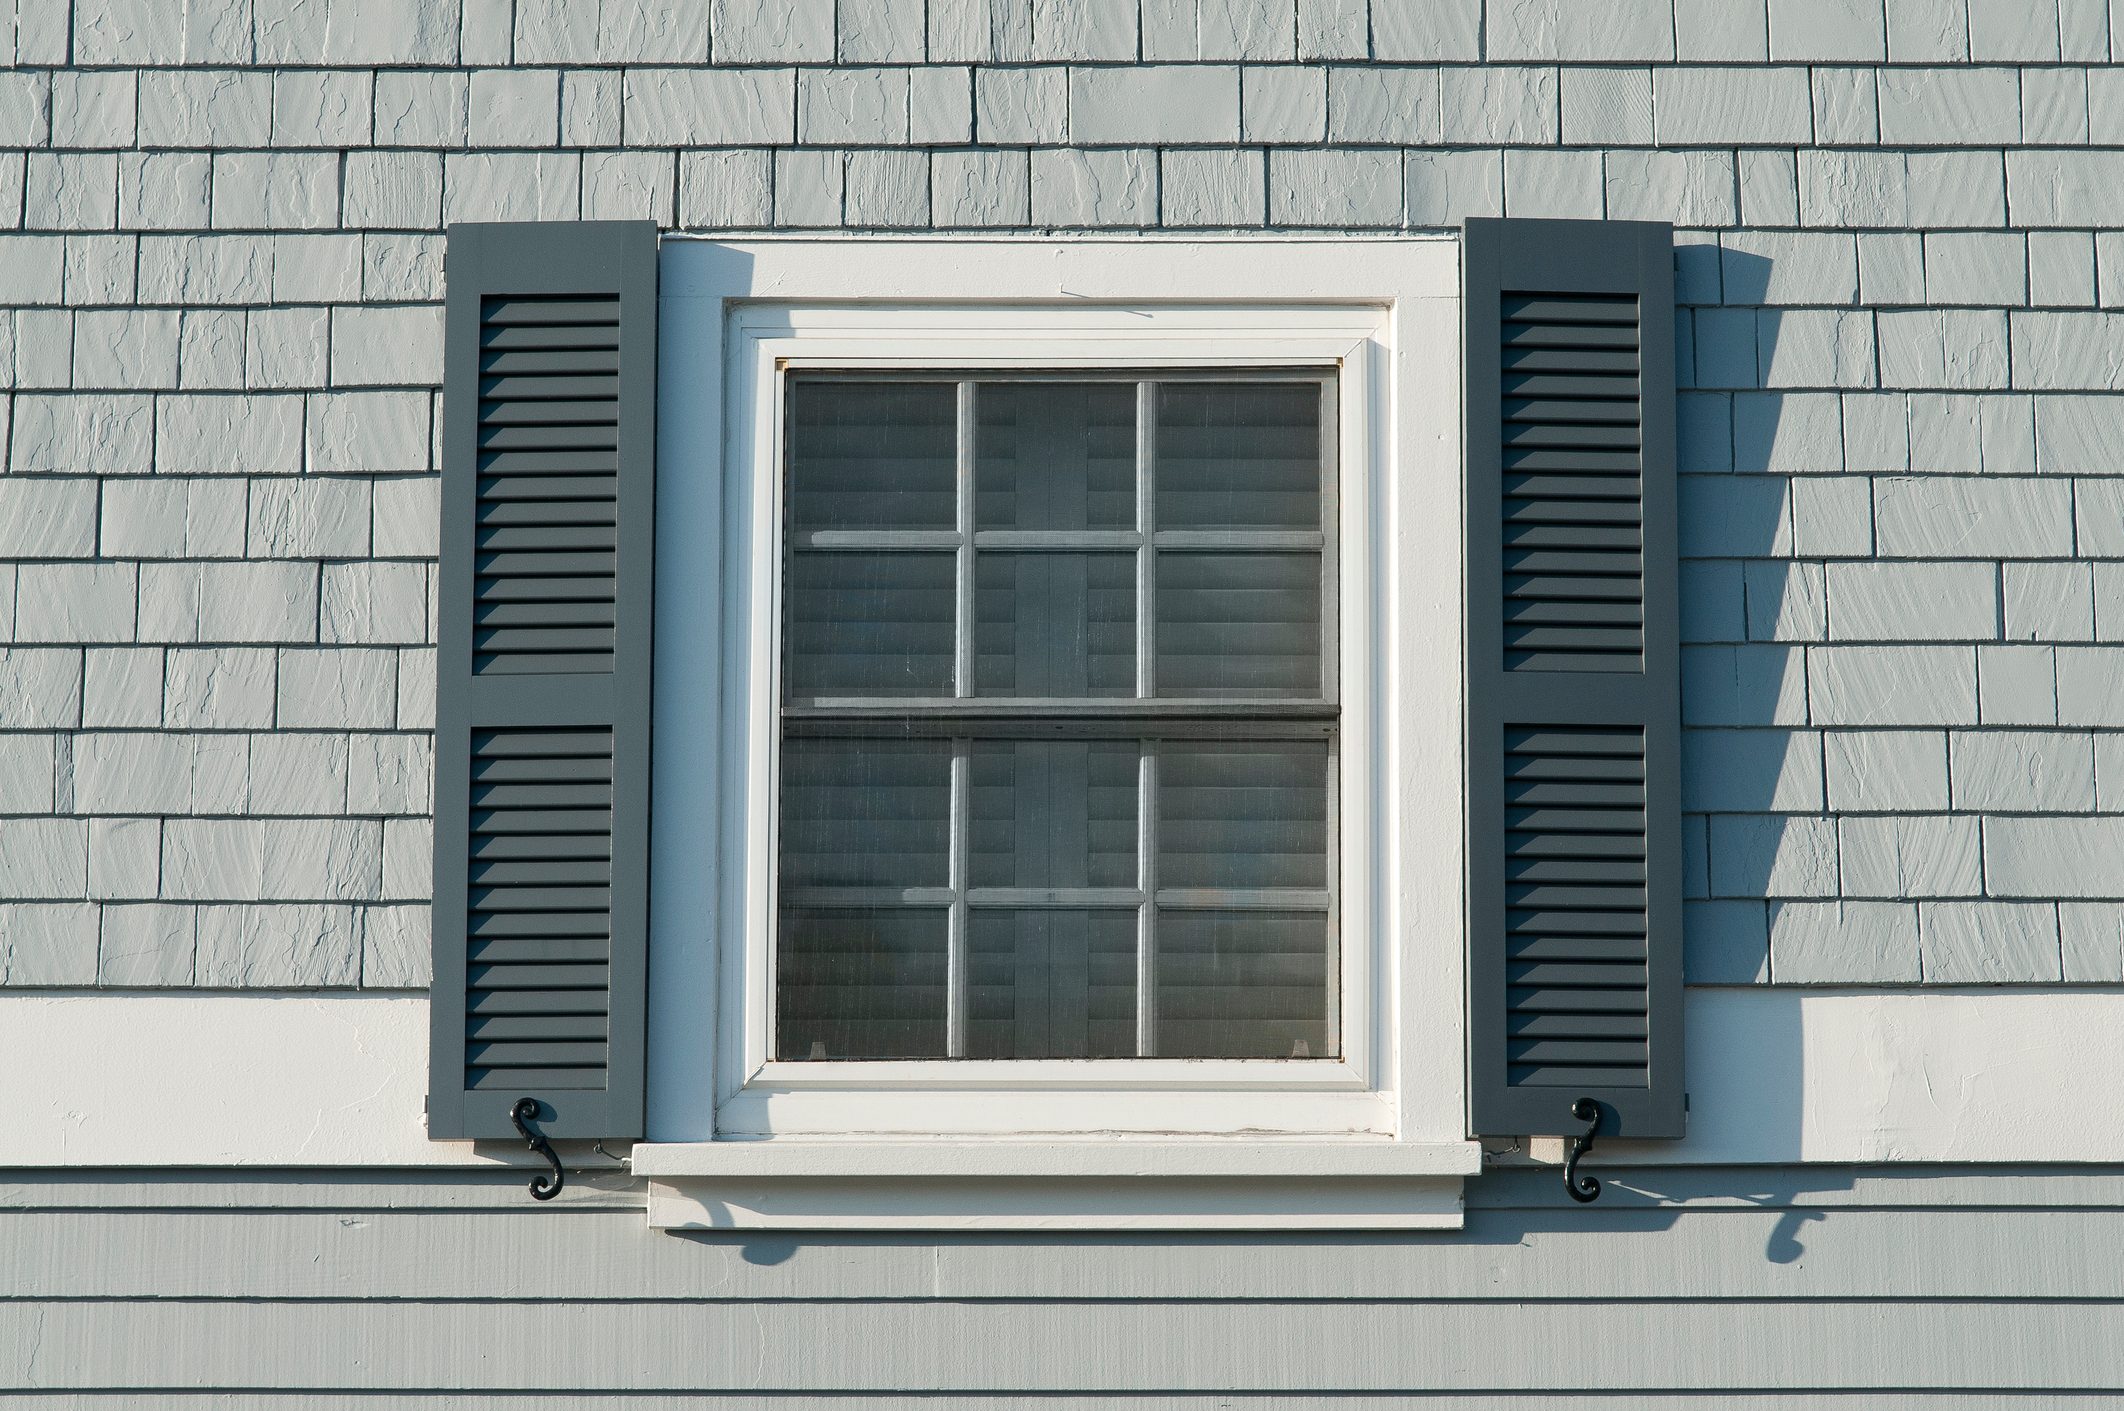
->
[776,374,1338,1061]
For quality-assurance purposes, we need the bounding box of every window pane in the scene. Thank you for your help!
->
[786,551,955,697]
[787,380,957,530]
[780,739,951,889]
[1155,552,1323,698]
[779,907,948,1059]
[1155,910,1332,1058]
[976,382,1135,530]
[1156,382,1321,530]
[1159,741,1329,891]
[969,740,1138,890]
[975,552,1135,697]
[968,909,1137,1058]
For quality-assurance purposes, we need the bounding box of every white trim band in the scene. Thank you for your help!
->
[6,985,2124,1172]
[631,1138,1483,1180]
[643,1174,1468,1232]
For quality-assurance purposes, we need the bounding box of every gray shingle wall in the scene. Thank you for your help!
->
[1,0,2119,989]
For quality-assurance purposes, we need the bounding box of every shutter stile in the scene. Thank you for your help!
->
[430,223,657,1143]
[1465,219,1684,1141]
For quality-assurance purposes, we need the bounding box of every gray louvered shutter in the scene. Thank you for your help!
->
[428,221,657,1141]
[1463,217,1684,1141]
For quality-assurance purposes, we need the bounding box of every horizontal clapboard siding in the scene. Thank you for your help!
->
[1466,218,1682,1141]
[0,1396,2095,1410]
[17,1297,2124,1393]
[6,1168,2124,1399]
[431,222,656,1143]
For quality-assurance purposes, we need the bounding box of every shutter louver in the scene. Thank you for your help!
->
[1500,294,1646,673]
[430,223,656,1143]
[1465,218,1684,1141]
[1503,726,1649,1089]
[473,296,623,676]
[464,728,616,1090]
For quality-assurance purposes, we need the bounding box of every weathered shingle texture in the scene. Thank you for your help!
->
[1,0,2120,989]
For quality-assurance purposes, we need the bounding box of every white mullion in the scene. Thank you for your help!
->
[948,380,977,1058]
[1135,380,1158,1058]
[1323,731,1341,1061]
[1317,371,1341,705]
[1135,379,1156,699]
[947,739,971,1059]
[1136,743,1158,1059]
[955,380,977,699]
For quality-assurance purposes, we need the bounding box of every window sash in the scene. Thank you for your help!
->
[775,371,1341,1061]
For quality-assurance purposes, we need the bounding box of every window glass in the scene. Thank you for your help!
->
[784,552,956,697]
[787,380,957,530]
[779,739,951,889]
[976,382,1136,530]
[1156,381,1322,530]
[1155,552,1323,698]
[973,552,1135,697]
[778,908,949,1060]
[969,910,1138,1059]
[779,375,1336,1060]
[1158,741,1330,891]
[968,741,1139,890]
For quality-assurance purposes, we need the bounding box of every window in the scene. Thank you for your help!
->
[433,223,1684,1226]
[646,238,1470,1161]
[776,373,1340,1065]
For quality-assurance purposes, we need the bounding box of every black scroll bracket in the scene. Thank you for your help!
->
[1563,1097,1603,1204]
[510,1097,565,1201]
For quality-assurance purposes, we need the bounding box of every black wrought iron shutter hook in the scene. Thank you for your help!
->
[511,1098,565,1200]
[1564,1097,1603,1203]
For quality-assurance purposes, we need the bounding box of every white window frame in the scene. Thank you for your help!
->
[642,238,1476,1226]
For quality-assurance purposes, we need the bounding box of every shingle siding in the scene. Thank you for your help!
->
[0,0,2115,991]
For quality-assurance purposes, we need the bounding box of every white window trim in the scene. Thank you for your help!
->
[728,304,1380,1137]
[644,237,1477,1227]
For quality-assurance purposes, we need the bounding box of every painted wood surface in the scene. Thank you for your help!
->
[5,1399,2111,1410]
[7,1167,2124,1398]
[15,1165,2124,1211]
[8,1205,2124,1301]
[11,989,2124,1167]
[10,1297,2124,1391]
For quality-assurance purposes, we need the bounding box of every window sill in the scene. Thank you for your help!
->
[637,1139,1480,1231]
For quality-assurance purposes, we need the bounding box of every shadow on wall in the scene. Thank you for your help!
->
[654,245,1852,1292]
[666,248,1854,1288]
[1669,243,1856,1255]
